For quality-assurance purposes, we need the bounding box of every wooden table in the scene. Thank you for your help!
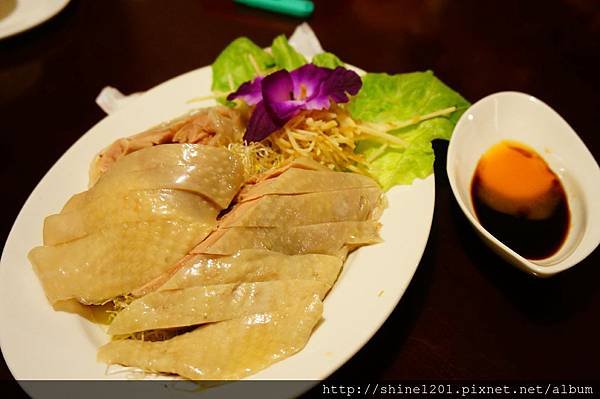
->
[1,0,599,394]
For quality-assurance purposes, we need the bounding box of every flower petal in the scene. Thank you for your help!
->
[262,69,304,124]
[302,90,331,110]
[318,67,362,104]
[226,76,263,105]
[289,64,331,101]
[243,101,283,142]
[237,65,362,143]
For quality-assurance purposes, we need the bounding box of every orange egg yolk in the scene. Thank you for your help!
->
[475,141,560,220]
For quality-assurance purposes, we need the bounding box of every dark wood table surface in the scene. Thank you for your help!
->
[1,0,599,395]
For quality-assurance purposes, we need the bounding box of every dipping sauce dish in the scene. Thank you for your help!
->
[447,92,600,277]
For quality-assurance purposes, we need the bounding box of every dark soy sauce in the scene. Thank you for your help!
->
[471,176,569,259]
[470,142,570,260]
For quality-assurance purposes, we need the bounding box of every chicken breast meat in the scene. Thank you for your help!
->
[31,140,386,380]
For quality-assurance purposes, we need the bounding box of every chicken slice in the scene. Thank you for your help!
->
[97,296,323,380]
[134,162,382,297]
[237,168,379,203]
[43,189,218,246]
[89,106,246,185]
[108,280,328,335]
[221,187,383,228]
[90,144,244,208]
[30,219,210,304]
[242,157,329,185]
[30,144,245,304]
[52,299,114,325]
[159,249,343,291]
[192,221,382,256]
[60,191,87,213]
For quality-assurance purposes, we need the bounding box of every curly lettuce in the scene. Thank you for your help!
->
[211,37,275,94]
[349,71,470,189]
[312,52,345,68]
[211,36,345,93]
[211,36,470,190]
[271,35,307,71]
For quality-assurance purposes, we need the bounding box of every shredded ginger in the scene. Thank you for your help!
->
[228,104,384,178]
[228,103,457,180]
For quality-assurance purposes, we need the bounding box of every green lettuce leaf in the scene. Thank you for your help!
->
[271,35,307,71]
[211,37,275,94]
[349,71,469,189]
[312,52,344,68]
[211,36,346,97]
[357,118,455,188]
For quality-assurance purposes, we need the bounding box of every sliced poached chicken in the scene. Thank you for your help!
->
[29,144,244,305]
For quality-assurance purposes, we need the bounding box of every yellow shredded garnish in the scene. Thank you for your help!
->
[228,141,285,178]
[260,104,373,174]
[227,102,457,181]
[227,102,440,179]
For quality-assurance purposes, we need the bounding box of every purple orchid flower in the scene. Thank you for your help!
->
[227,64,362,142]
[227,76,263,105]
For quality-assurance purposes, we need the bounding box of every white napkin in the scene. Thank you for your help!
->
[288,22,324,60]
[95,86,143,115]
[95,23,324,116]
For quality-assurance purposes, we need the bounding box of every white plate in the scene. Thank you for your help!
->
[0,66,434,390]
[0,0,70,40]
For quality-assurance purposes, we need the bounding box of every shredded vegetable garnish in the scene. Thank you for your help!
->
[265,105,369,173]
[227,102,458,179]
[247,53,263,76]
[227,141,285,178]
[186,93,224,104]
[228,104,370,176]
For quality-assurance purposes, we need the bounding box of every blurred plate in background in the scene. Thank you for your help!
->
[0,0,70,40]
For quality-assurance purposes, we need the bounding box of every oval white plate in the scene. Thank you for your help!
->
[0,66,434,390]
[0,0,70,40]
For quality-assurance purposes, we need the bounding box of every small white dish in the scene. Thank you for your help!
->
[447,91,600,277]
